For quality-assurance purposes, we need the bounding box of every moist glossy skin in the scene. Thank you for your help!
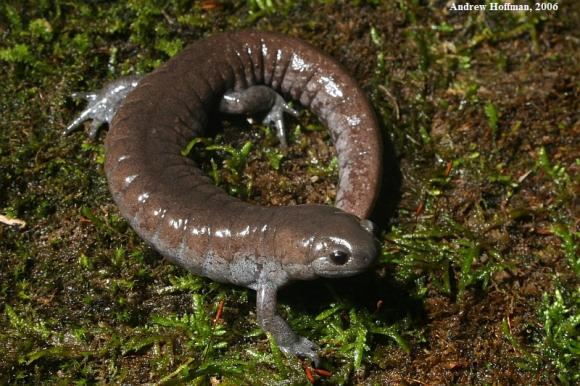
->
[69,30,382,365]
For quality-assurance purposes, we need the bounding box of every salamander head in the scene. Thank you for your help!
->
[309,213,378,278]
[280,205,378,279]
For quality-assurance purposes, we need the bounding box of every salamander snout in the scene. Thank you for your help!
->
[309,213,379,278]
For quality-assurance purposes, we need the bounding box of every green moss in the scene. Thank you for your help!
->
[0,44,33,63]
[246,0,295,21]
[484,101,499,139]
[504,284,579,385]
[383,221,505,298]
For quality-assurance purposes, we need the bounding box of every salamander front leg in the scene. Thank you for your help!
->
[256,283,320,366]
[219,85,298,147]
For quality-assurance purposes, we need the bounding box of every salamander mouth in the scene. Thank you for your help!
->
[315,267,369,278]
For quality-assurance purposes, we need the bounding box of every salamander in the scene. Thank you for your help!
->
[65,30,382,365]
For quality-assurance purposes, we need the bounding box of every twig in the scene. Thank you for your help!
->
[0,214,26,229]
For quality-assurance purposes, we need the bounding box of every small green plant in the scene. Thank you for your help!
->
[536,146,572,190]
[551,224,579,274]
[314,303,409,383]
[79,206,126,236]
[307,156,338,178]
[484,101,499,138]
[182,136,255,198]
[206,141,253,179]
[383,218,504,298]
[263,147,284,171]
[504,285,579,385]
[0,43,33,64]
[537,286,579,385]
[246,0,294,20]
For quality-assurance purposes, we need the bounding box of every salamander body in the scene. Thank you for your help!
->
[66,30,382,364]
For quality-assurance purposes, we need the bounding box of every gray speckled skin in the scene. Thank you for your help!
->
[67,30,382,365]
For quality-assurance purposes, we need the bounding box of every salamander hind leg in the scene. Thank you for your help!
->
[261,92,299,148]
[256,283,320,366]
[219,85,298,147]
[63,75,142,139]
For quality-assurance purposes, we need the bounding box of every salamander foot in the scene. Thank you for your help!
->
[220,85,298,147]
[261,93,298,148]
[279,336,320,367]
[63,75,141,139]
[257,283,321,366]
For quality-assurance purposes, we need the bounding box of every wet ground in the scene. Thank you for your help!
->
[0,1,578,385]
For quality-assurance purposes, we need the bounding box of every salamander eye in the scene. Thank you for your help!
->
[329,251,349,265]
